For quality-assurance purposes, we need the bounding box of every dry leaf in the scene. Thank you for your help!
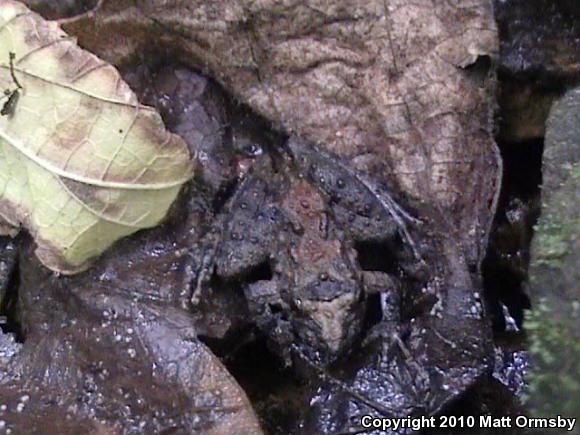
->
[0,0,193,273]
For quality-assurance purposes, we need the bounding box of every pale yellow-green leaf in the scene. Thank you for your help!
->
[0,0,193,273]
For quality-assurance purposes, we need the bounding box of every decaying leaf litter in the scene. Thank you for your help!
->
[0,0,516,433]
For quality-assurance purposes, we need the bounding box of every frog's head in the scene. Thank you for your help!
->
[292,276,363,359]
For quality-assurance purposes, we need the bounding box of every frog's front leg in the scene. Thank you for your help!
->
[187,226,222,307]
[361,271,402,351]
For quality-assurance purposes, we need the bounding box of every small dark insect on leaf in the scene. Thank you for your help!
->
[1,52,22,117]
[1,90,20,116]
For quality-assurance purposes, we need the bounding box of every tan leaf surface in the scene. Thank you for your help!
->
[0,0,193,273]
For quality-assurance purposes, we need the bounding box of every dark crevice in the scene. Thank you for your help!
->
[498,138,544,199]
[0,260,24,343]
[461,55,493,86]
[362,291,383,330]
[242,261,274,284]
[199,322,306,434]
[216,334,307,435]
[198,323,255,362]
[483,138,543,333]
[200,270,304,435]
[216,260,274,286]
[354,240,400,274]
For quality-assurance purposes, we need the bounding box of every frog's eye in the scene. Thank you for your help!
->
[243,143,263,157]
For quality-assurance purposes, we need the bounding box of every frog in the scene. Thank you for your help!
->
[276,178,365,362]
[192,134,418,365]
[211,150,366,364]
